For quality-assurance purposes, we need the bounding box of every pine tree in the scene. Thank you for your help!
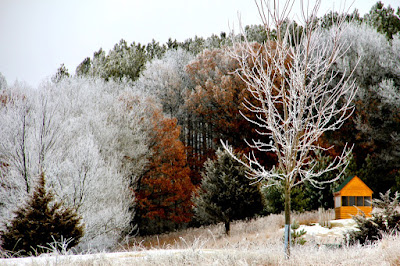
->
[0,172,84,256]
[51,63,70,83]
[192,148,263,235]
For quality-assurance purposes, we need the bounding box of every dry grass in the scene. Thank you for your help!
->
[123,210,333,251]
[123,214,284,251]
[2,210,400,265]
[118,211,400,265]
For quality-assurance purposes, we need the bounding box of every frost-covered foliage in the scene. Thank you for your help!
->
[323,21,400,193]
[0,83,36,218]
[135,48,194,119]
[347,190,400,245]
[332,22,399,89]
[0,77,150,251]
[75,39,148,82]
[0,72,7,90]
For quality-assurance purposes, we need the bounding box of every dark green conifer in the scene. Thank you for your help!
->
[192,148,263,235]
[0,172,84,256]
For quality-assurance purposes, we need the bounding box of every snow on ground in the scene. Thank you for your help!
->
[0,249,183,265]
[0,249,236,265]
[280,219,358,244]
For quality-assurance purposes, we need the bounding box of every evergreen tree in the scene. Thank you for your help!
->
[364,1,400,40]
[51,64,70,83]
[0,172,84,256]
[261,184,310,214]
[192,148,263,235]
[75,39,148,82]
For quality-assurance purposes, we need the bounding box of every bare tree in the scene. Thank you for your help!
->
[223,0,357,257]
[0,77,149,251]
[0,85,35,223]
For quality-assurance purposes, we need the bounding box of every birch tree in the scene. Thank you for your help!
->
[223,0,357,257]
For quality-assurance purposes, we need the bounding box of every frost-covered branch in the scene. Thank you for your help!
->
[224,0,357,191]
[223,0,358,257]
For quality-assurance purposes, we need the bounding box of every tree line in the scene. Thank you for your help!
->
[0,0,399,254]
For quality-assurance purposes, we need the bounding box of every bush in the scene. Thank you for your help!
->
[346,190,400,245]
[291,220,307,245]
[0,173,84,257]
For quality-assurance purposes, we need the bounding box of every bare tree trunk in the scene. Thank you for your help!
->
[284,186,291,258]
[21,111,30,193]
[224,220,230,236]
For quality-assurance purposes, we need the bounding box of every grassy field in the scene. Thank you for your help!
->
[117,210,400,265]
[1,210,400,265]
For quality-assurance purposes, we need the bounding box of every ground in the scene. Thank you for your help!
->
[0,216,398,265]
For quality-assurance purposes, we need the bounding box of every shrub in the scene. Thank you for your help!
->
[346,190,400,245]
[291,220,307,245]
[0,173,84,256]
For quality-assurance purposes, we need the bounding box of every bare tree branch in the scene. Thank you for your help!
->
[223,0,358,257]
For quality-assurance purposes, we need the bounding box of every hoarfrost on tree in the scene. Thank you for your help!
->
[223,0,358,257]
[0,77,150,251]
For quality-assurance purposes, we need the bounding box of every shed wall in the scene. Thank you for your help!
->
[335,206,372,219]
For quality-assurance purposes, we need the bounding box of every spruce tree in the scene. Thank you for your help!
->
[192,148,263,235]
[0,172,84,256]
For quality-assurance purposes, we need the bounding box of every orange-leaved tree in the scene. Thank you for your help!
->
[184,46,277,183]
[135,108,194,235]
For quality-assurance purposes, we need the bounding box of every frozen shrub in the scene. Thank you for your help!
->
[347,190,400,245]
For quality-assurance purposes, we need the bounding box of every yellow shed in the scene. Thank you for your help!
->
[333,175,373,219]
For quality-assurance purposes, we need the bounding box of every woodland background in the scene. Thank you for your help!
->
[0,1,399,252]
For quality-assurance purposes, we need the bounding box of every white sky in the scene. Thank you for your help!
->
[0,0,398,88]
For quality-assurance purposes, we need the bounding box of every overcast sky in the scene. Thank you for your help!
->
[0,0,398,88]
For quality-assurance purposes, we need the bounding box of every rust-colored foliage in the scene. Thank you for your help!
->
[184,44,278,176]
[136,108,194,227]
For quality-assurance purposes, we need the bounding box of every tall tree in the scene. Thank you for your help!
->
[135,48,194,119]
[185,46,277,184]
[135,108,194,235]
[0,83,34,215]
[224,0,357,257]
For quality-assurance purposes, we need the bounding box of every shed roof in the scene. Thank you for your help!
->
[334,175,354,193]
[334,175,372,194]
